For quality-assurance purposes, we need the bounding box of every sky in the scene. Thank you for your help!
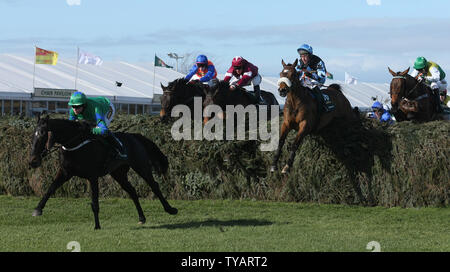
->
[1,0,450,83]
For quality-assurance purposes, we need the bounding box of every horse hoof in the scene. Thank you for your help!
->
[138,217,146,225]
[167,207,178,215]
[270,166,277,173]
[32,209,42,216]
[281,165,290,174]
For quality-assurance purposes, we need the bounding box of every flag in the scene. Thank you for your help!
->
[154,55,173,68]
[345,72,357,85]
[78,50,103,66]
[326,72,333,79]
[35,47,58,65]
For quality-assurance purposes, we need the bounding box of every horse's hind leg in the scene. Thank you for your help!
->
[33,168,72,216]
[110,165,146,224]
[131,165,178,215]
[88,178,101,230]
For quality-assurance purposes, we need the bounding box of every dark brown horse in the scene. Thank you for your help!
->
[202,80,279,124]
[271,59,358,174]
[388,67,438,122]
[159,78,206,122]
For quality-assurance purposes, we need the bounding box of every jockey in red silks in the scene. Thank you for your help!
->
[223,56,265,104]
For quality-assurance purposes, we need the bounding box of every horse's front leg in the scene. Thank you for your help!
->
[270,121,289,172]
[282,121,309,174]
[33,168,72,216]
[89,178,101,230]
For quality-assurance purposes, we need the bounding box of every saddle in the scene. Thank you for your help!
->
[309,87,335,114]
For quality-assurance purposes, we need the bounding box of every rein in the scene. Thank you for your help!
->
[392,75,425,101]
[41,130,91,158]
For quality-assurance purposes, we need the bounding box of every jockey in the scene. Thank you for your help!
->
[68,91,127,160]
[371,101,394,124]
[296,44,328,110]
[411,56,447,113]
[296,44,327,87]
[185,54,218,87]
[223,56,265,104]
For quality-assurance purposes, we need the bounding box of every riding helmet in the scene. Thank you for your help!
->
[196,55,208,65]
[371,101,383,110]
[414,57,428,70]
[297,44,313,55]
[68,91,87,106]
[232,56,245,67]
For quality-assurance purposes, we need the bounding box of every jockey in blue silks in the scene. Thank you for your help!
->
[185,55,218,87]
[371,101,394,124]
[296,44,329,112]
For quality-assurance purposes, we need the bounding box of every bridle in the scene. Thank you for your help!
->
[391,75,426,101]
[277,66,300,96]
[39,128,90,159]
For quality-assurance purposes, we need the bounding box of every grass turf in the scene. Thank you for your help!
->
[0,195,448,252]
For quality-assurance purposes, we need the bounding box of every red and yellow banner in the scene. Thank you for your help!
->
[35,47,58,65]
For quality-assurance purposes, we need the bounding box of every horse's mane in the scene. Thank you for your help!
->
[47,118,92,134]
[214,80,247,94]
[169,77,204,96]
[216,80,230,91]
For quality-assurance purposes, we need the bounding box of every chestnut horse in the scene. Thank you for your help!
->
[271,59,358,174]
[388,67,438,122]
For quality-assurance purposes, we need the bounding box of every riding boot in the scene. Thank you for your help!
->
[105,133,127,160]
[254,85,266,105]
[313,86,325,112]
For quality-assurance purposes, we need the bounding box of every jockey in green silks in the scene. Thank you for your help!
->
[68,91,127,160]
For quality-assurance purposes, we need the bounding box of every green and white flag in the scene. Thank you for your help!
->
[154,55,173,68]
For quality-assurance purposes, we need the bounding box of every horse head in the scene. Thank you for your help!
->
[29,114,52,168]
[277,59,299,97]
[160,78,206,123]
[159,79,179,122]
[388,67,410,112]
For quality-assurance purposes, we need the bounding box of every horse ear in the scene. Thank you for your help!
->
[388,67,396,76]
[281,59,286,67]
[293,59,298,67]
[400,67,410,76]
[160,83,166,90]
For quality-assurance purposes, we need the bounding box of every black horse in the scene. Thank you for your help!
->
[29,115,177,229]
[159,77,206,122]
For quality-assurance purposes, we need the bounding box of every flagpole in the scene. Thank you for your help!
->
[152,54,156,98]
[32,45,36,90]
[75,46,79,90]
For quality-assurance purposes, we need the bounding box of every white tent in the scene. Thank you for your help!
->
[0,53,391,115]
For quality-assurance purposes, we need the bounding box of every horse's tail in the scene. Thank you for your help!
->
[132,133,168,175]
[328,84,342,93]
[261,90,279,105]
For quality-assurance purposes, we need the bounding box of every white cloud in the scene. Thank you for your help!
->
[66,0,81,6]
[367,0,381,6]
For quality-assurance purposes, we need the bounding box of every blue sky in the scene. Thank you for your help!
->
[1,0,450,83]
